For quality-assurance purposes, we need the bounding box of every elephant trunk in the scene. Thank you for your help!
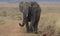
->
[19,23,25,27]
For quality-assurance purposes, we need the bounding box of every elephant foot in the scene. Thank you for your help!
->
[26,29,33,33]
[33,31,38,34]
[27,31,30,33]
[26,30,30,33]
[29,28,33,33]
[30,29,33,33]
[34,32,38,34]
[26,30,33,33]
[19,23,24,27]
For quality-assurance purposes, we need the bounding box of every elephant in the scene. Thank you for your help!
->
[19,1,41,34]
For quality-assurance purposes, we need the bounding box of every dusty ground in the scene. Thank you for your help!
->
[0,19,41,36]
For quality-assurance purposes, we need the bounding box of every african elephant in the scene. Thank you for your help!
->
[19,1,41,34]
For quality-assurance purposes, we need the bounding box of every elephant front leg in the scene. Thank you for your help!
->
[29,24,33,33]
[29,21,34,33]
[25,20,30,33]
[33,24,38,34]
[26,23,30,33]
[33,22,38,34]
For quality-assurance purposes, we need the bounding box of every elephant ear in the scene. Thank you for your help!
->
[23,6,29,17]
[19,1,24,12]
[19,2,30,16]
[22,2,30,17]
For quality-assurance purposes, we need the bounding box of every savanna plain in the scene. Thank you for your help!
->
[0,2,60,36]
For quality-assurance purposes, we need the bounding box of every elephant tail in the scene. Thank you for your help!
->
[19,23,24,27]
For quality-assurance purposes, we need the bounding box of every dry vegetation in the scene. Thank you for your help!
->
[0,3,60,36]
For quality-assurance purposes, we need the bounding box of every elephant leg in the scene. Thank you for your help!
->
[26,22,30,33]
[25,18,30,33]
[29,19,34,33]
[33,17,39,34]
[33,22,38,34]
[29,24,33,33]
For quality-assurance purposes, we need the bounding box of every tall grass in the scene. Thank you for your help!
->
[0,7,22,20]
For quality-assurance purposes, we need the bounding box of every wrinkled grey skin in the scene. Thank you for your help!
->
[19,1,41,34]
